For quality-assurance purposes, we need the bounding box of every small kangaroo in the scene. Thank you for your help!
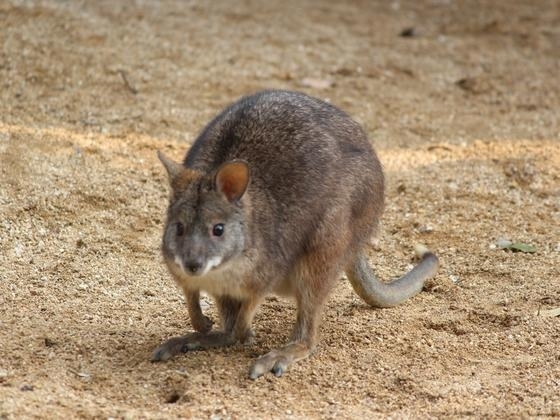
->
[152,90,439,379]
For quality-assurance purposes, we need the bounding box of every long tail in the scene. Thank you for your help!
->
[346,244,439,308]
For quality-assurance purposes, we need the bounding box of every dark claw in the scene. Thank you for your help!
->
[249,371,259,380]
[272,364,284,377]
[151,348,171,362]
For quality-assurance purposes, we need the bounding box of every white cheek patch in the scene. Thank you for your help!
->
[207,256,223,270]
[199,256,222,276]
[174,255,184,272]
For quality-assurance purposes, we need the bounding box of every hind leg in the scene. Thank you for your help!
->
[249,208,356,378]
[249,263,340,379]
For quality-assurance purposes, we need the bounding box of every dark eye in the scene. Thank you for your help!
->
[176,222,185,236]
[212,223,224,237]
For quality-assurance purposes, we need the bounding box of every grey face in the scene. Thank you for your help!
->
[162,188,247,277]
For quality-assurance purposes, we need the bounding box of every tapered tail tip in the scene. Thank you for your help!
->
[414,243,431,258]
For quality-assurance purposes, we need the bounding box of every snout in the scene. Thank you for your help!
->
[184,258,204,275]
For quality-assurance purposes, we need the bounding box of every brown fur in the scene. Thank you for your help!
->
[151,90,439,378]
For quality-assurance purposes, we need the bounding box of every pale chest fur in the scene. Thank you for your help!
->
[167,256,254,300]
[166,253,301,300]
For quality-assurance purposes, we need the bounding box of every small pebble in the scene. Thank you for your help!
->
[496,238,512,249]
[44,338,56,347]
[419,224,434,233]
[301,78,334,90]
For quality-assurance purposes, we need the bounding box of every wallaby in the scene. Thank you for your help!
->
[151,90,439,379]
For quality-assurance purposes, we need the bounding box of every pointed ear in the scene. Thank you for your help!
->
[215,160,250,203]
[157,151,183,181]
[158,151,200,192]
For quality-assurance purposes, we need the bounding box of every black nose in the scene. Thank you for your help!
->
[185,260,203,274]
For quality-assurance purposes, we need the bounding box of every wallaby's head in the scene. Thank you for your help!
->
[157,151,250,277]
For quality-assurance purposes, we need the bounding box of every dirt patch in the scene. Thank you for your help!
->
[1,0,559,418]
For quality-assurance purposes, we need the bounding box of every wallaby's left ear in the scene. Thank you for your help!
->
[215,160,250,203]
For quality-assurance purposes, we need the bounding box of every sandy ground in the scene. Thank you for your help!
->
[1,0,559,418]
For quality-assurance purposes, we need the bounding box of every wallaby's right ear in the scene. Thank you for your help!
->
[157,151,183,181]
[157,151,200,193]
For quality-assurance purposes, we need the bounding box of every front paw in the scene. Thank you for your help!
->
[192,314,214,334]
[237,328,255,346]
[151,335,191,362]
[151,331,237,362]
